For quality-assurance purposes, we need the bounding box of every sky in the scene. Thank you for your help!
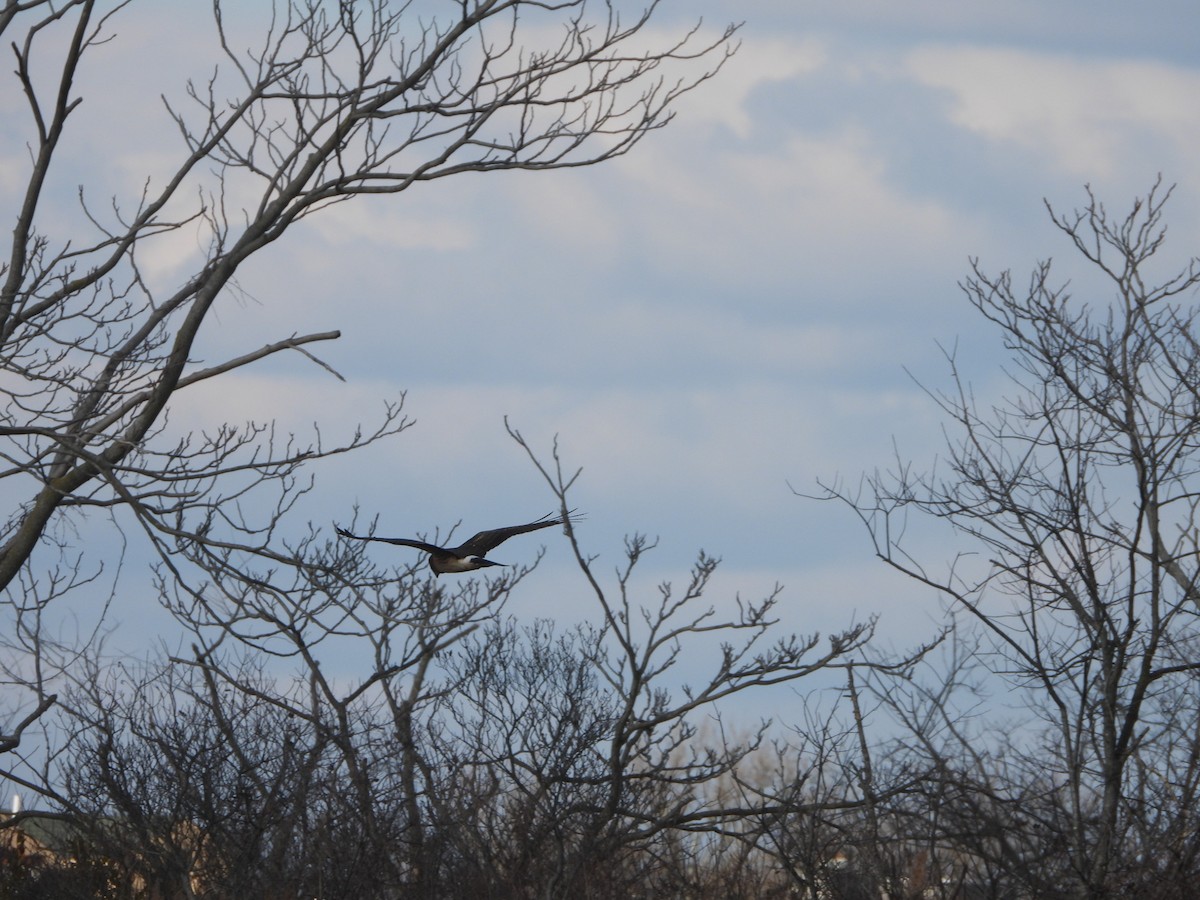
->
[5,0,1200,722]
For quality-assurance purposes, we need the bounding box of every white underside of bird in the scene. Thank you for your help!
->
[434,555,498,573]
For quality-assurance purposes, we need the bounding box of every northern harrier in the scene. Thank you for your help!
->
[336,511,577,576]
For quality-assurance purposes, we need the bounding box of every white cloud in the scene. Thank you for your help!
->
[671,33,829,139]
[0,157,25,198]
[307,198,476,252]
[136,220,211,285]
[531,301,903,379]
[609,124,984,296]
[377,378,936,525]
[502,171,624,258]
[164,369,400,441]
[906,46,1200,181]
[160,362,936,532]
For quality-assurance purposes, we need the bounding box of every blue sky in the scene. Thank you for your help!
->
[5,0,1200,708]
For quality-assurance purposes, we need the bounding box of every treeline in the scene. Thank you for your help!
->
[3,609,1198,899]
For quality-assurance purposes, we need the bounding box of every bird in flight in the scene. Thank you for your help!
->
[336,511,578,576]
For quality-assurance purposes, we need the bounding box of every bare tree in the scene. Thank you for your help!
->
[63,654,333,898]
[49,523,543,898]
[0,0,737,770]
[500,423,887,897]
[824,181,1200,897]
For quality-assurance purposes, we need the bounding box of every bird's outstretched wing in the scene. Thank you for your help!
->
[455,510,579,557]
[335,525,446,555]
